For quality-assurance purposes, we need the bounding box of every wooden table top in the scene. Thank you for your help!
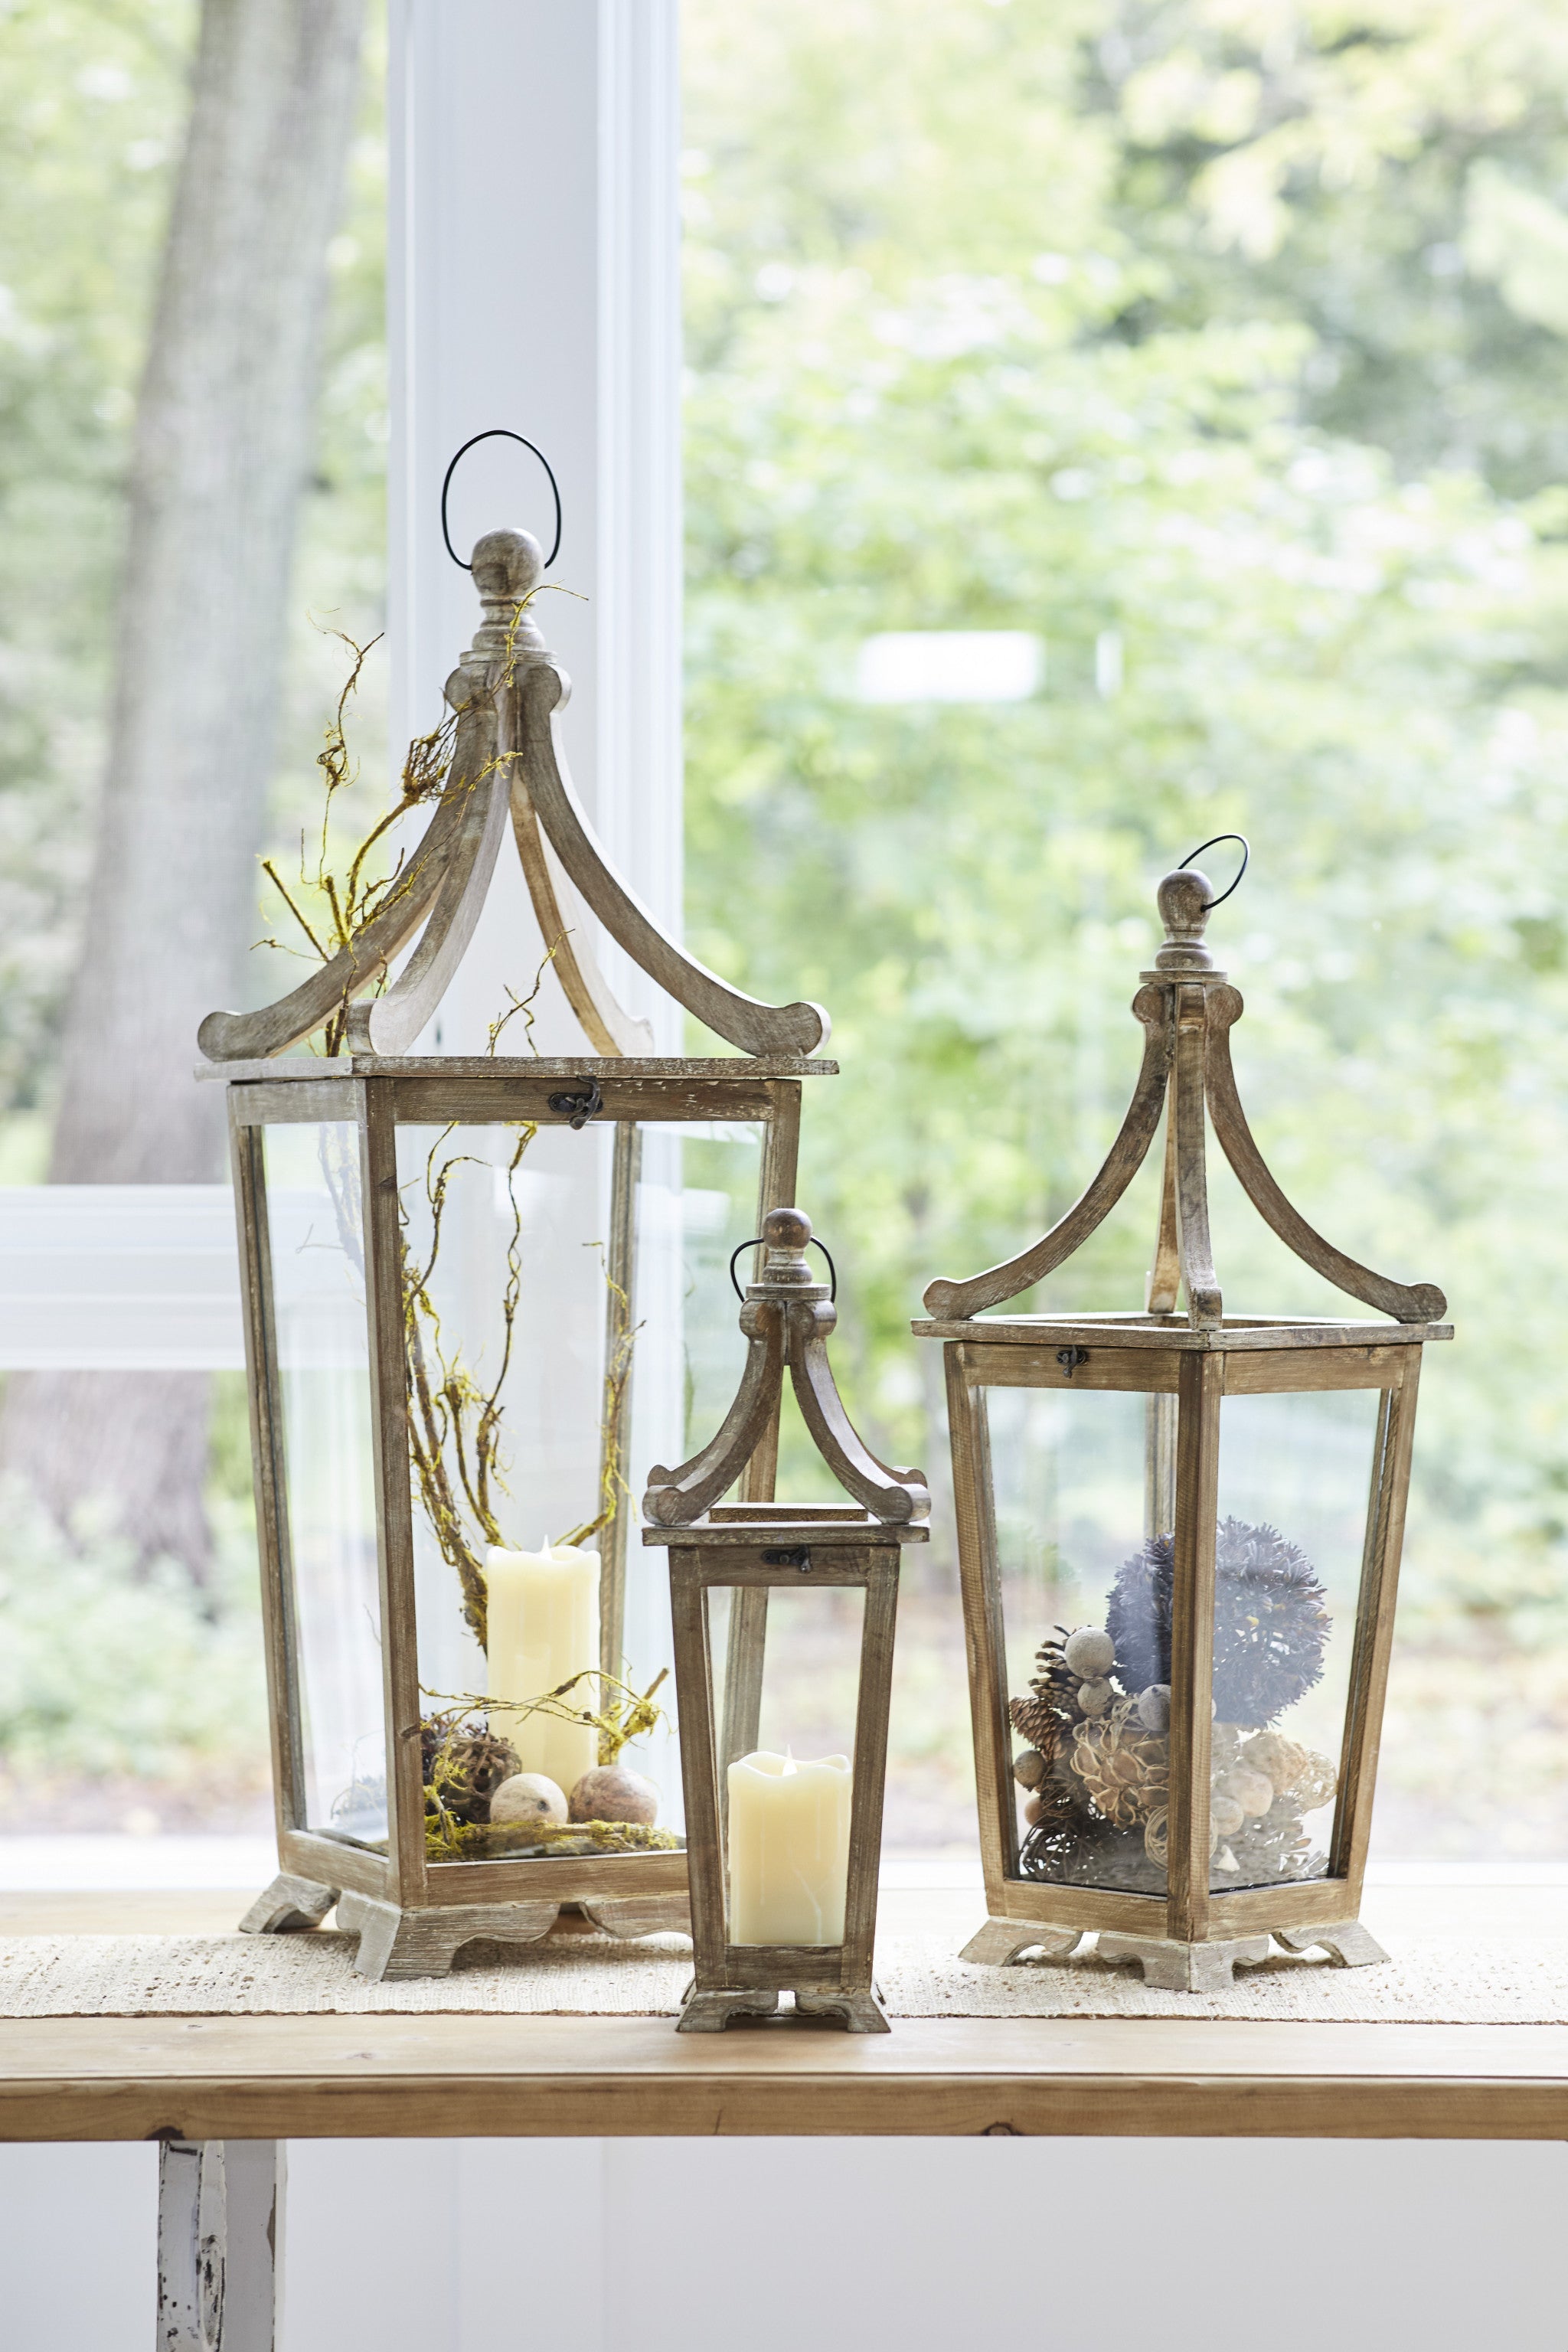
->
[2,1883,1564,2142]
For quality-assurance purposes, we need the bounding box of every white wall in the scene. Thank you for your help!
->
[4,2135,1565,2349]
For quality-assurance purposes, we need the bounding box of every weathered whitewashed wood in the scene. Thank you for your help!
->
[795,1988,891,2032]
[343,685,510,1055]
[922,984,1174,1318]
[511,768,655,1054]
[959,1918,1081,1966]
[237,1874,338,1936]
[676,1984,779,2031]
[599,1119,642,1681]
[788,1298,930,1523]
[1096,1933,1272,1991]
[200,527,829,1066]
[158,2138,283,2352]
[512,658,829,1057]
[1165,1351,1221,1946]
[1172,981,1221,1327]
[335,1889,563,1980]
[578,1894,691,1939]
[205,1054,838,1084]
[195,777,472,1063]
[647,1212,929,1530]
[1276,1919,1390,1967]
[1207,983,1447,1324]
[643,1304,789,1526]
[1145,1079,1181,1315]
[919,860,1450,1983]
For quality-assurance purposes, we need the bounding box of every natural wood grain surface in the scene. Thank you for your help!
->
[2,1886,1563,2140]
[0,2010,1563,2142]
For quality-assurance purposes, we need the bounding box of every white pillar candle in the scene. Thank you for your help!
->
[727,1750,852,1945]
[485,1543,600,1794]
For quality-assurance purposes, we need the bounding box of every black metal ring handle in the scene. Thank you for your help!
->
[1179,832,1250,910]
[728,1236,838,1302]
[441,430,563,571]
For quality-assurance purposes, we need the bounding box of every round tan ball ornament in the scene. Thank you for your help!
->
[1216,1766,1274,1821]
[490,1773,569,1826]
[570,1765,660,1825]
[1063,1626,1116,1680]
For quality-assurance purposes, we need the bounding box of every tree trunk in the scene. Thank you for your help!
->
[0,0,366,1575]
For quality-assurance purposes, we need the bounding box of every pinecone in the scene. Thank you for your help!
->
[1027,1628,1085,1726]
[1068,1697,1170,1828]
[424,1723,520,1824]
[1008,1693,1060,1759]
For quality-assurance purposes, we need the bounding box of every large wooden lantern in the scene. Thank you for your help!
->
[915,852,1450,1991]
[205,524,834,1979]
[644,1208,929,2031]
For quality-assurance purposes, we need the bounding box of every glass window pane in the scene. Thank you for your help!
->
[1208,1386,1380,1892]
[706,1579,864,1945]
[397,1114,764,1870]
[985,1383,1164,1894]
[263,1120,383,1847]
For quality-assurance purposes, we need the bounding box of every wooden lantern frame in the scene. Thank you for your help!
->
[643,1209,929,2031]
[207,528,835,1978]
[914,860,1451,1992]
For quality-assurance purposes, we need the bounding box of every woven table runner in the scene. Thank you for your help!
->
[2,1930,1564,2023]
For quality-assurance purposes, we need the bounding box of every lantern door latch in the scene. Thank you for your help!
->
[547,1076,604,1129]
[1056,1346,1089,1378]
[761,1545,812,1570]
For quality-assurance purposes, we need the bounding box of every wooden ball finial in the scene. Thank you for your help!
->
[763,1207,812,1252]
[471,527,543,601]
[1154,867,1217,972]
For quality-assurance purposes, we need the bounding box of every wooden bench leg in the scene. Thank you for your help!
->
[158,2138,283,2351]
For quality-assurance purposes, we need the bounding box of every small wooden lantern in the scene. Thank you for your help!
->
[206,526,835,1978]
[915,854,1450,1991]
[644,1207,929,2031]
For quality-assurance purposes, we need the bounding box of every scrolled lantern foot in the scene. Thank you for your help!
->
[239,1871,340,1935]
[676,1983,781,2032]
[1096,1932,1272,1991]
[336,1890,563,1979]
[960,1917,1083,1967]
[794,1985,892,2033]
[1275,1919,1390,1968]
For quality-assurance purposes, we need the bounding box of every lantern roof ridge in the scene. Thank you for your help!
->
[922,863,1447,1332]
[198,525,831,1067]
[642,1207,933,1534]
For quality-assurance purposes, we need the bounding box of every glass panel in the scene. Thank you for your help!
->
[707,1579,864,1945]
[263,1121,384,1847]
[1209,1387,1380,1892]
[397,1115,763,1867]
[985,1383,1163,1893]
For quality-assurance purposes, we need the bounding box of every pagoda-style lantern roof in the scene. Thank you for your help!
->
[198,525,830,1073]
[922,845,1446,1341]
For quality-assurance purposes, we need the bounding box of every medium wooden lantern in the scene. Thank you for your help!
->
[643,1207,929,2031]
[204,524,835,1979]
[914,850,1450,1991]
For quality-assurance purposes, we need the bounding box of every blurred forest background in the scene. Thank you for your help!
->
[3,0,1567,1851]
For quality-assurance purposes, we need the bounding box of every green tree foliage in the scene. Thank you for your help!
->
[682,0,1568,1842]
[0,0,387,1163]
